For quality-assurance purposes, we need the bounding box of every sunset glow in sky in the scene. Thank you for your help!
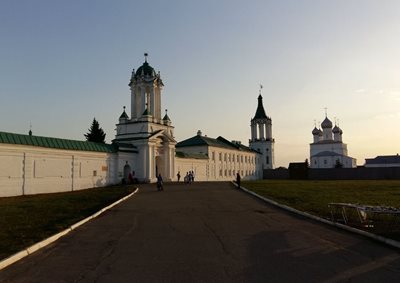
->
[1,0,400,167]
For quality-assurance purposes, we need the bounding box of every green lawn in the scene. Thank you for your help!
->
[0,185,135,260]
[242,180,400,239]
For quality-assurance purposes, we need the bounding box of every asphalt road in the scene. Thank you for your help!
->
[1,182,400,282]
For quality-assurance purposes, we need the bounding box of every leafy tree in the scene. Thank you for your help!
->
[85,118,106,143]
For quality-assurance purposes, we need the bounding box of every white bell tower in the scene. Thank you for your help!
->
[129,53,163,121]
[114,54,176,183]
[249,86,275,169]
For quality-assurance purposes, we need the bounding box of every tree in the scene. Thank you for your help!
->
[335,159,343,168]
[84,118,106,143]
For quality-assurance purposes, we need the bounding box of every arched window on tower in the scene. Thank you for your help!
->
[266,156,269,164]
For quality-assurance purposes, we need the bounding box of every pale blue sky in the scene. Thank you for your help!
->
[1,0,400,167]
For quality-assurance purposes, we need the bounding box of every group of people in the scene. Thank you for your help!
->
[184,171,195,184]
[176,171,195,184]
[156,171,241,191]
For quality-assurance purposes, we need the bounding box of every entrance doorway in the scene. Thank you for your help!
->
[123,163,131,183]
[155,156,164,178]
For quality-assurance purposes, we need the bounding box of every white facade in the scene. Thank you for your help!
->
[176,132,262,181]
[0,143,119,197]
[310,116,356,168]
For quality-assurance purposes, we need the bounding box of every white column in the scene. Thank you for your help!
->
[156,88,161,120]
[251,124,255,141]
[144,146,149,181]
[141,88,146,115]
[259,123,265,140]
[154,87,158,120]
[268,123,272,139]
[131,88,136,119]
[168,145,175,181]
[150,88,155,117]
[135,88,141,118]
[153,146,157,180]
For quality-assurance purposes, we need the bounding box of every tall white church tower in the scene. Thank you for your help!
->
[114,54,176,182]
[249,90,274,169]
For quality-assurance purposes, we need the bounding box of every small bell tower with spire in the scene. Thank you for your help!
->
[249,85,275,169]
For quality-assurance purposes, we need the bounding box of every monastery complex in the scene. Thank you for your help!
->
[2,55,398,196]
[0,56,273,197]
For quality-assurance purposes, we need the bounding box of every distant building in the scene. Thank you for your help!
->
[365,155,400,167]
[310,115,356,168]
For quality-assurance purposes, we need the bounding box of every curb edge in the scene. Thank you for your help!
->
[233,182,400,249]
[0,187,139,271]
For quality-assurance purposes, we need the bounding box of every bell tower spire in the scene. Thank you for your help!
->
[249,86,275,169]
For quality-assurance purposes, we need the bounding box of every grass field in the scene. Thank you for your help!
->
[242,180,400,239]
[0,185,135,260]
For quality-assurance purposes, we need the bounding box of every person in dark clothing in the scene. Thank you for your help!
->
[157,174,164,191]
[236,172,241,188]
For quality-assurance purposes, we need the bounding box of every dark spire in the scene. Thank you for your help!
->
[163,109,171,121]
[119,106,129,119]
[253,95,268,119]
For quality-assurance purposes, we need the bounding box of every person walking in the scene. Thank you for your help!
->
[177,171,181,182]
[157,173,164,191]
[236,172,241,188]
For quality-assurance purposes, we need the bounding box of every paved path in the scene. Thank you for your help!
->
[1,182,400,282]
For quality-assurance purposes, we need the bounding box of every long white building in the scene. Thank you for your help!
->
[0,56,268,197]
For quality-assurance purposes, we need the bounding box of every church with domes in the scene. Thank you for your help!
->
[310,114,356,168]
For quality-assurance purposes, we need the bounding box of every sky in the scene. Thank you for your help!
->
[1,0,400,167]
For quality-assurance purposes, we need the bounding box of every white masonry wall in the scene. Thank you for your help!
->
[0,143,118,197]
[175,157,209,181]
[176,145,260,181]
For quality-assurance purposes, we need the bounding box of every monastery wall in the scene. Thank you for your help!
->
[0,144,118,197]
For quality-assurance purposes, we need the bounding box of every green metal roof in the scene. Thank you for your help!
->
[176,151,208,159]
[119,110,129,119]
[176,135,233,149]
[0,131,117,153]
[135,61,155,77]
[163,113,171,121]
[176,134,260,154]
[216,136,259,153]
